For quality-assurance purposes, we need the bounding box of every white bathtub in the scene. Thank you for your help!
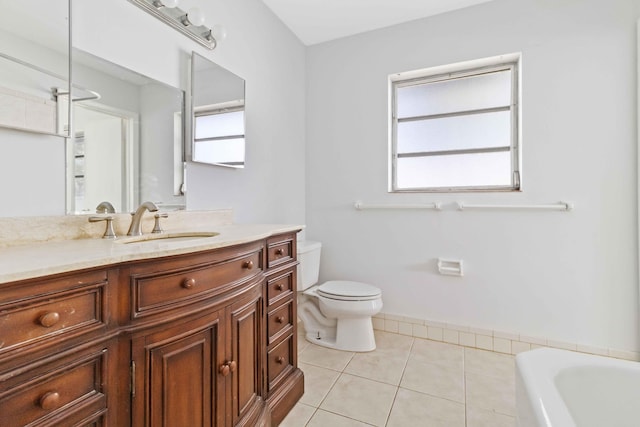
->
[516,348,640,427]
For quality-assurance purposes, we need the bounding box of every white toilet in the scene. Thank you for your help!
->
[297,240,383,352]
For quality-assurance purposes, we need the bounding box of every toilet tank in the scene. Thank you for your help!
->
[296,240,322,291]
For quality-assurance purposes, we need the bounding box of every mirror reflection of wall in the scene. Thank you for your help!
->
[0,0,70,137]
[191,52,246,168]
[70,49,186,214]
[71,103,135,214]
[0,0,70,217]
[0,56,67,135]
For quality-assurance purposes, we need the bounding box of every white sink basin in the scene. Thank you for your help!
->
[116,231,219,244]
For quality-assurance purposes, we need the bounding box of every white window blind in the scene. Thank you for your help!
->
[194,107,245,167]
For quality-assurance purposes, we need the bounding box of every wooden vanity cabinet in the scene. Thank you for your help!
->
[130,282,265,427]
[0,232,303,427]
[127,241,267,427]
[0,269,116,427]
[263,234,303,426]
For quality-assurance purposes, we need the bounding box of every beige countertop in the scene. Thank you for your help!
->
[0,223,303,284]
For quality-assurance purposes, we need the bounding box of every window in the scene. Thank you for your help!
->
[390,55,520,192]
[193,101,245,168]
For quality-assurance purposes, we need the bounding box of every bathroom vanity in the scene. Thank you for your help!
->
[0,223,303,426]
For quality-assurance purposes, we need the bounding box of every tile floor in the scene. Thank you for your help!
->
[281,330,516,427]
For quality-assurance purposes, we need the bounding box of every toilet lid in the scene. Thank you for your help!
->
[317,280,382,301]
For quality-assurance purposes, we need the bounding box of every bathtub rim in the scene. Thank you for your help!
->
[516,347,640,427]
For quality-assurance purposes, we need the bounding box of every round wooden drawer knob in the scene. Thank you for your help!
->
[275,284,284,291]
[219,361,236,376]
[182,278,196,289]
[276,316,285,324]
[39,391,60,410]
[39,312,60,328]
[242,260,254,270]
[275,248,284,256]
[219,364,230,376]
[276,356,285,365]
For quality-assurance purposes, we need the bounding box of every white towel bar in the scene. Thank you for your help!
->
[353,201,574,212]
[456,201,573,211]
[354,201,441,210]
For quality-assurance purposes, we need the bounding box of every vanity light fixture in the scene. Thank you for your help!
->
[182,8,205,27]
[127,0,221,50]
[153,0,179,7]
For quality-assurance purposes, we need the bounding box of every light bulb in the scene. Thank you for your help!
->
[212,24,227,42]
[186,8,205,26]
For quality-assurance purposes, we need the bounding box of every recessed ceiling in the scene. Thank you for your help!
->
[261,0,496,46]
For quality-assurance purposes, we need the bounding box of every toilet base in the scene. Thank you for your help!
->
[305,317,376,352]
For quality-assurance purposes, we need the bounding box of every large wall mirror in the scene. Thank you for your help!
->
[70,49,186,214]
[0,0,70,137]
[191,52,246,168]
[0,0,188,217]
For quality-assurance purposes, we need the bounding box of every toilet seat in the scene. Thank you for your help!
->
[317,280,381,301]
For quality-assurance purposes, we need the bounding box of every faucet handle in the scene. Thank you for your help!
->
[152,213,169,234]
[89,216,117,239]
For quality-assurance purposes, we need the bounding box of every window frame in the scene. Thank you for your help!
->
[193,100,245,168]
[389,57,521,193]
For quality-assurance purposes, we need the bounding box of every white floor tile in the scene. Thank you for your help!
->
[294,335,519,426]
[298,336,311,354]
[307,409,374,426]
[299,343,355,371]
[298,362,341,407]
[320,373,397,426]
[466,406,517,427]
[374,330,414,353]
[410,338,464,371]
[387,388,465,427]
[465,371,516,416]
[345,332,412,385]
[400,358,464,403]
[279,402,316,427]
[465,347,515,381]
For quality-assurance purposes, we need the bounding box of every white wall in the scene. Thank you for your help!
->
[0,129,65,216]
[306,0,640,351]
[182,2,307,225]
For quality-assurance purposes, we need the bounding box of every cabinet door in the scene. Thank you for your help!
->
[228,286,263,426]
[132,310,225,427]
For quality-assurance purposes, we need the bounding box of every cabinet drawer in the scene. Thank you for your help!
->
[0,285,105,356]
[267,300,293,346]
[68,411,106,427]
[132,250,262,319]
[266,269,294,307]
[0,270,107,306]
[267,235,295,269]
[0,350,107,427]
[267,335,294,391]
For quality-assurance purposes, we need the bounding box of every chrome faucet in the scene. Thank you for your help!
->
[127,201,159,236]
[96,201,116,214]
